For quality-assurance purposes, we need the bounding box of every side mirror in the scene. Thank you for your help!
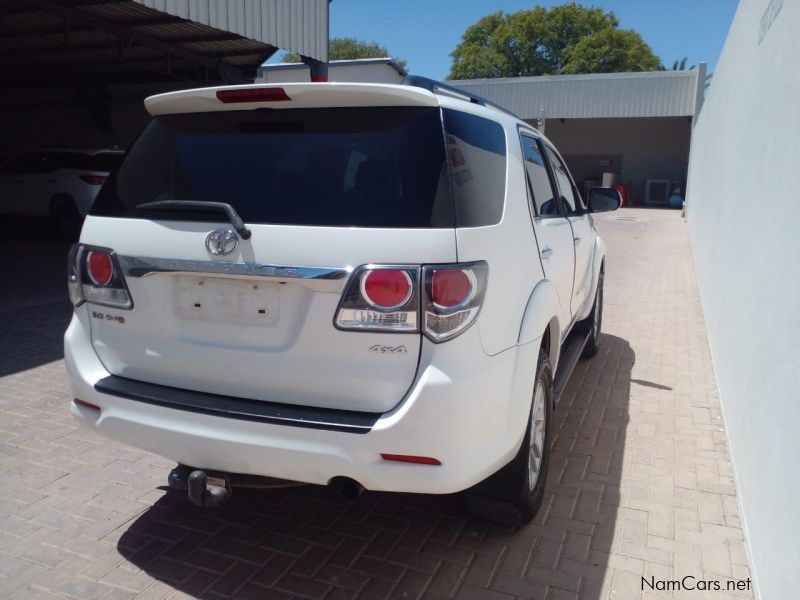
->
[588,187,622,213]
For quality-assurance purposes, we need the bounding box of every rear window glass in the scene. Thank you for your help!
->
[92,107,452,228]
[442,108,507,227]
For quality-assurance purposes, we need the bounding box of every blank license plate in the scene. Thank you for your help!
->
[175,276,280,326]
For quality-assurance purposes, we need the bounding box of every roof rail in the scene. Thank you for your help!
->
[400,75,518,118]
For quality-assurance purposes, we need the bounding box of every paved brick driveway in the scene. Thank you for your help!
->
[0,210,754,600]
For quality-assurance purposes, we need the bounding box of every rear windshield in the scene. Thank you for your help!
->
[92,107,453,228]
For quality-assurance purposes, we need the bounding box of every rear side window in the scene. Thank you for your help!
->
[92,107,452,228]
[442,109,507,226]
[542,145,582,215]
[520,135,559,217]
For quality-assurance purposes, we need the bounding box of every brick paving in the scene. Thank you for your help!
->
[0,210,754,599]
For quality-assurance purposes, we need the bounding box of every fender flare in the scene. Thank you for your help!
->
[590,236,606,303]
[517,279,561,369]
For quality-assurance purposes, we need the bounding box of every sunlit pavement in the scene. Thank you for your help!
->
[0,210,754,599]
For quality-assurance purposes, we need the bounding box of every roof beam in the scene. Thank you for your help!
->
[18,0,249,83]
[0,15,185,41]
[17,32,246,56]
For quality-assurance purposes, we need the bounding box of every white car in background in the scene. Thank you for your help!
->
[0,148,123,237]
[64,78,621,525]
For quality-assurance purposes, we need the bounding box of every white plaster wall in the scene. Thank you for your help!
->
[686,0,800,597]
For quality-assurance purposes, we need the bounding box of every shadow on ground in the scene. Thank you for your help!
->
[0,217,72,376]
[118,335,635,599]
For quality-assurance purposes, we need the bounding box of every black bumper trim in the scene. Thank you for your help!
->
[94,375,380,434]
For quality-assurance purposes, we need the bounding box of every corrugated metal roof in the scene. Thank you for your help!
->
[134,0,329,62]
[0,0,331,97]
[450,71,700,119]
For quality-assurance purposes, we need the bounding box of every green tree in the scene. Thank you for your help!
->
[282,37,407,69]
[562,29,662,74]
[448,3,660,79]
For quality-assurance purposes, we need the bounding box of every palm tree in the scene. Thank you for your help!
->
[660,57,696,71]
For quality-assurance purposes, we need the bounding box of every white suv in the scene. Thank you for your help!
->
[0,148,123,237]
[64,78,620,525]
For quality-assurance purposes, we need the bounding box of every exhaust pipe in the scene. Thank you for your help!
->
[329,477,365,500]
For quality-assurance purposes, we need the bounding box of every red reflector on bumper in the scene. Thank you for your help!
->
[216,88,291,103]
[381,454,441,465]
[74,399,101,411]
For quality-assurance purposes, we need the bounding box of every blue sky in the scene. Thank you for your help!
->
[272,0,739,79]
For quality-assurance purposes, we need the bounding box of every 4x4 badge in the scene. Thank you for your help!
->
[369,344,408,354]
[205,228,238,256]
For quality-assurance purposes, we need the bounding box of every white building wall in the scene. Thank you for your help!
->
[686,0,799,597]
[259,61,405,84]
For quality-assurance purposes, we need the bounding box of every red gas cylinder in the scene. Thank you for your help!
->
[614,184,629,207]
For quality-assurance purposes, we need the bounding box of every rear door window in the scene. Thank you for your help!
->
[542,145,583,215]
[520,134,559,217]
[91,107,452,228]
[442,109,506,226]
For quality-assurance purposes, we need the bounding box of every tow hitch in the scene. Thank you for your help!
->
[168,464,305,507]
[168,464,231,507]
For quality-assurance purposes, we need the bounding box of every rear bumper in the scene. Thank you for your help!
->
[64,308,539,494]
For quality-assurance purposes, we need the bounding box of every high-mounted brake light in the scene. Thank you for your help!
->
[67,244,133,309]
[216,88,291,104]
[79,174,107,185]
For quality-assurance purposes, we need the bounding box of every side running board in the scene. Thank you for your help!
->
[553,329,590,401]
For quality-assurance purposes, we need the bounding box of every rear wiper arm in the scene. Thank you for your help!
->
[137,200,252,240]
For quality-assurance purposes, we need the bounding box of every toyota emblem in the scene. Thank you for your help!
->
[205,228,238,256]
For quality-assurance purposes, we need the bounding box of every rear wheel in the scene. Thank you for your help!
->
[580,269,604,358]
[466,348,553,527]
[50,196,82,241]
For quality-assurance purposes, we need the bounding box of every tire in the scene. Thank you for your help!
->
[50,196,82,241]
[580,269,604,359]
[466,348,553,527]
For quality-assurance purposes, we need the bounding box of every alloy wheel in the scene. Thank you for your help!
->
[528,379,546,490]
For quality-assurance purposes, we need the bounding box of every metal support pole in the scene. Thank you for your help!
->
[301,56,328,82]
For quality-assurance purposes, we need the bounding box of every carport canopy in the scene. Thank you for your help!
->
[0,0,330,97]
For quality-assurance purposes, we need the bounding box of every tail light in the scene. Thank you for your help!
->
[335,261,487,342]
[79,174,107,185]
[67,244,132,309]
[67,244,84,306]
[422,262,488,342]
[335,266,419,332]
